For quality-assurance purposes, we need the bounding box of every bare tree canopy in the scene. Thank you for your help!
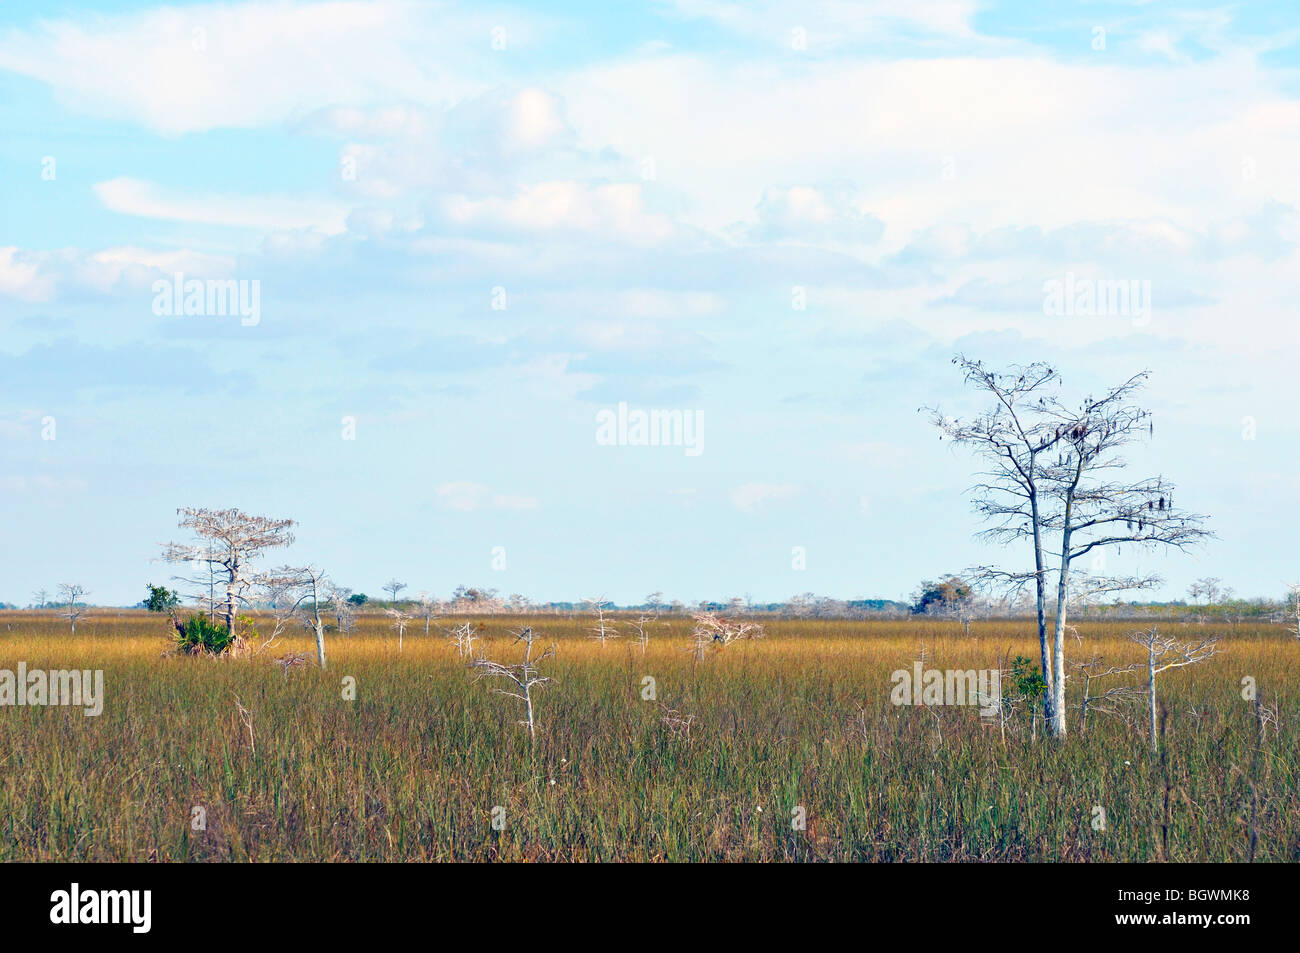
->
[56,582,89,632]
[257,564,331,669]
[1128,625,1221,751]
[926,355,1212,739]
[383,578,407,608]
[160,507,296,637]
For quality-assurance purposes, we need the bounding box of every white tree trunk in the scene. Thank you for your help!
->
[224,559,238,637]
[1029,489,1055,728]
[1050,523,1073,739]
[1147,646,1159,752]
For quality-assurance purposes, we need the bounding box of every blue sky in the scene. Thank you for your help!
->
[2,0,1298,607]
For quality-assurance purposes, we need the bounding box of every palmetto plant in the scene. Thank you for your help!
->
[172,613,236,656]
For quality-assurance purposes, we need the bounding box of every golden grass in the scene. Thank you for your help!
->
[0,610,1294,861]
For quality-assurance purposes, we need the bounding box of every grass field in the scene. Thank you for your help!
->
[0,610,1294,862]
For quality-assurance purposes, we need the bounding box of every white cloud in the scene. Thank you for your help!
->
[505,87,569,152]
[435,482,540,512]
[661,0,983,46]
[0,1,520,134]
[94,177,351,235]
[559,51,1300,244]
[747,185,883,243]
[437,181,674,243]
[0,247,55,302]
[0,245,237,301]
[298,104,433,139]
[731,482,797,512]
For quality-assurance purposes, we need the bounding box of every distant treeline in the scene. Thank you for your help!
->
[0,595,1286,623]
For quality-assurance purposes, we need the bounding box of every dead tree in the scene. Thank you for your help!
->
[1127,625,1221,752]
[416,591,439,637]
[689,612,764,659]
[32,589,49,610]
[328,585,356,635]
[386,608,412,652]
[1285,584,1300,641]
[383,578,407,608]
[927,357,1212,738]
[1069,653,1143,735]
[443,620,479,659]
[161,507,296,639]
[628,613,656,654]
[57,583,88,632]
[585,596,618,646]
[259,565,331,669]
[471,627,555,743]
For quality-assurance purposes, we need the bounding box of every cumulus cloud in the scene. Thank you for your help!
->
[436,181,674,244]
[0,1,520,134]
[745,185,884,243]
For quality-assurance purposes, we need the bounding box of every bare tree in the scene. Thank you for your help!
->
[689,612,764,659]
[57,583,88,632]
[383,578,407,608]
[1127,625,1221,752]
[255,571,307,654]
[32,588,49,610]
[161,507,296,638]
[628,613,656,654]
[328,585,356,635]
[300,567,330,669]
[1188,576,1224,606]
[471,627,555,744]
[416,591,439,637]
[927,357,1212,738]
[1069,653,1143,736]
[785,592,816,619]
[645,591,664,617]
[585,596,618,646]
[386,607,412,652]
[259,565,331,669]
[1284,584,1300,641]
[443,620,479,659]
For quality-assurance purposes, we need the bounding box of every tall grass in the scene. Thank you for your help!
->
[0,610,1294,861]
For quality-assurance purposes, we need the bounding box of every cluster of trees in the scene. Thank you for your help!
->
[158,507,335,667]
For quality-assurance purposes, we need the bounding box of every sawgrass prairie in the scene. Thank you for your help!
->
[0,610,1294,862]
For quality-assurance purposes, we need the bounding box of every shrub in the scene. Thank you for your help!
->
[1010,654,1048,700]
[143,583,180,614]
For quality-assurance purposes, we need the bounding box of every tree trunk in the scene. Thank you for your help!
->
[1029,483,1054,728]
[311,578,326,670]
[1147,646,1159,752]
[1050,522,1072,739]
[224,557,238,638]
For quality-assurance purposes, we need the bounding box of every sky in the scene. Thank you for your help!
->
[1,0,1298,607]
